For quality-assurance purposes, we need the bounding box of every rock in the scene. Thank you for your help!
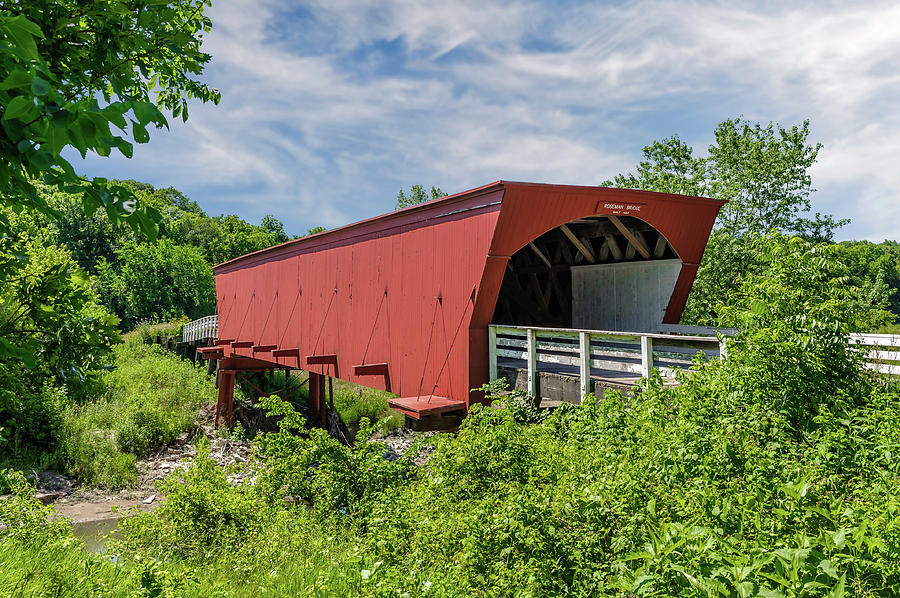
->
[142,495,156,504]
[35,491,64,504]
[175,432,190,445]
[36,471,74,494]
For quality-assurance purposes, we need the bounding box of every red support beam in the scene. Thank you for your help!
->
[231,340,255,349]
[306,354,338,366]
[353,363,390,392]
[353,363,388,376]
[197,346,224,359]
[252,344,278,353]
[216,370,236,427]
[215,338,235,346]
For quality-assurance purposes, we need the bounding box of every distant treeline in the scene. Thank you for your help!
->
[6,180,317,330]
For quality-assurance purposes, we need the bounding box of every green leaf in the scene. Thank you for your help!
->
[2,95,36,121]
[29,150,53,170]
[77,116,97,146]
[132,101,164,126]
[3,16,43,61]
[0,69,32,91]
[7,15,43,38]
[50,108,75,128]
[829,574,845,598]
[31,77,50,96]
[114,137,134,159]
[132,121,150,144]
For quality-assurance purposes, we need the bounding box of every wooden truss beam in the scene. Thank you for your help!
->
[560,224,596,263]
[607,215,651,259]
[604,234,624,260]
[653,234,668,258]
[528,242,553,270]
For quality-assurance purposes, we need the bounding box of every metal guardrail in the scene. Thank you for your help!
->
[182,315,218,343]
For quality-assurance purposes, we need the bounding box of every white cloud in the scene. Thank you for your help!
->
[74,0,900,240]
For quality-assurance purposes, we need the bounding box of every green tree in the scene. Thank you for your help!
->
[396,184,447,209]
[0,230,119,459]
[95,238,215,329]
[835,240,900,328]
[260,214,290,244]
[204,214,286,264]
[0,1,219,361]
[604,135,708,197]
[606,118,858,325]
[0,233,119,377]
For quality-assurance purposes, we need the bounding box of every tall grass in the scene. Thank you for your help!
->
[60,338,216,489]
[329,378,404,434]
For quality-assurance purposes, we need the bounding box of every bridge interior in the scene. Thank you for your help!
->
[491,214,679,329]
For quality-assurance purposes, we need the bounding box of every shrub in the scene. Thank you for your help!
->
[330,378,404,434]
[60,340,217,488]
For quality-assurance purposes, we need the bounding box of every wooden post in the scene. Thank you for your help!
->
[526,328,538,397]
[215,370,235,427]
[488,326,498,381]
[308,372,328,428]
[579,331,590,398]
[308,372,319,425]
[640,335,653,378]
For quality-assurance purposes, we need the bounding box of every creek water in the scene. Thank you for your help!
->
[70,517,121,553]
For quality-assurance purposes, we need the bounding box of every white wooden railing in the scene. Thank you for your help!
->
[661,325,900,377]
[488,325,725,398]
[182,315,218,343]
[849,333,900,376]
[489,324,900,397]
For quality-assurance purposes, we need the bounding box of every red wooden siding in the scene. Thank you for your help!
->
[214,181,723,410]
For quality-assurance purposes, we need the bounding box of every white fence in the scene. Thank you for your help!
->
[182,315,218,343]
[489,324,900,398]
[849,333,900,376]
[660,324,900,377]
[489,325,724,398]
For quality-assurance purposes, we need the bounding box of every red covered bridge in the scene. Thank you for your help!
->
[206,181,724,424]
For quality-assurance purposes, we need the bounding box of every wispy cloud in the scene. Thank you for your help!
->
[74,0,900,240]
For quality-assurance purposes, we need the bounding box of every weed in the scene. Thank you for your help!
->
[59,339,216,489]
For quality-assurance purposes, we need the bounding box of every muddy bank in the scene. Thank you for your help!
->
[43,435,254,525]
[40,426,428,526]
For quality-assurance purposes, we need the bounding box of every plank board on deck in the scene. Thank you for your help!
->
[389,395,467,419]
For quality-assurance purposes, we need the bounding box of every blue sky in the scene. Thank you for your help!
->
[75,0,900,241]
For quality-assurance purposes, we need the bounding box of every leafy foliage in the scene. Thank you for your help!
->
[95,238,214,329]
[395,184,447,209]
[476,377,547,424]
[60,339,217,489]
[0,228,118,465]
[0,1,219,240]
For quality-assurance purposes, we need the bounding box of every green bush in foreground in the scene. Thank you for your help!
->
[3,233,900,596]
